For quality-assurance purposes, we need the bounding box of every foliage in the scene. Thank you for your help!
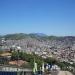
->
[11,51,75,71]
[11,51,43,69]
[56,61,75,71]
[4,33,29,40]
[0,50,3,54]
[11,51,19,60]
[44,57,57,64]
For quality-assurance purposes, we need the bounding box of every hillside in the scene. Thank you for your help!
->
[0,33,75,62]
[0,33,75,49]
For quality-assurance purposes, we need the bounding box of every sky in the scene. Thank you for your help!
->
[0,0,75,36]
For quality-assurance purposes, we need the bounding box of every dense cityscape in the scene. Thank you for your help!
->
[0,33,75,75]
[0,0,75,75]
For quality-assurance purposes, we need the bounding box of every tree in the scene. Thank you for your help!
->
[11,51,19,60]
[44,57,57,65]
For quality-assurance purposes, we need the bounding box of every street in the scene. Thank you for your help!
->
[58,71,73,75]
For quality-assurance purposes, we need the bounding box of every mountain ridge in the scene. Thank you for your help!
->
[0,33,75,40]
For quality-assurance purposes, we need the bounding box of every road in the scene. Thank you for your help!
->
[58,71,73,75]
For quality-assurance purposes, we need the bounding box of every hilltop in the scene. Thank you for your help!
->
[0,33,75,49]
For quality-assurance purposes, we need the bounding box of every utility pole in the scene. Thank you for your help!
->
[16,46,21,75]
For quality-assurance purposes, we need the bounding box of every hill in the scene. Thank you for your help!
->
[0,33,75,49]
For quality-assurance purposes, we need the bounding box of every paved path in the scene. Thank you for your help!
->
[58,71,73,75]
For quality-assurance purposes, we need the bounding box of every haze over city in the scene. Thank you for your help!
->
[0,0,75,36]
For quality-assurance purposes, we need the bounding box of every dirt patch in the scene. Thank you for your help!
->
[9,60,27,66]
[0,53,11,57]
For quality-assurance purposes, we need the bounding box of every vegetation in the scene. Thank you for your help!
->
[44,57,57,64]
[0,50,3,54]
[11,51,43,69]
[11,51,75,70]
[3,33,29,40]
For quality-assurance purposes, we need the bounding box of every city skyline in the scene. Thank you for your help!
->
[0,0,75,36]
